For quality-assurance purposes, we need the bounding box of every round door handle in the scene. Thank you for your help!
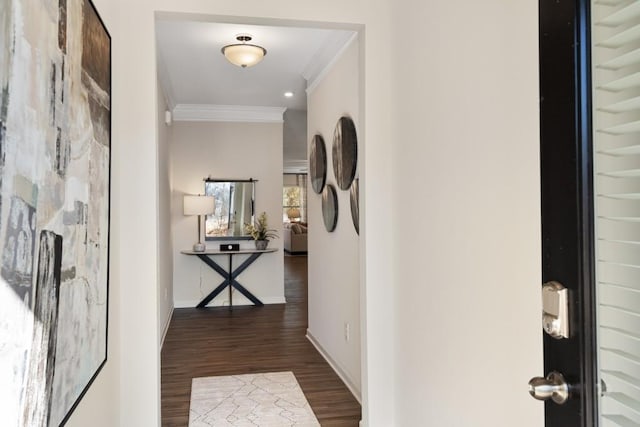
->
[528,371,569,404]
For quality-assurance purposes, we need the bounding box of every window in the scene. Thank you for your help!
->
[283,174,307,223]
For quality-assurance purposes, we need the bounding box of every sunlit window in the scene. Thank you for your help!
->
[283,174,307,223]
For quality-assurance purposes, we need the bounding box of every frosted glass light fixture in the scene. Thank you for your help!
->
[221,34,267,68]
[184,195,215,252]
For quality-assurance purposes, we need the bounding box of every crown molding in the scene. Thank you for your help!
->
[305,32,358,96]
[284,159,308,174]
[172,104,287,123]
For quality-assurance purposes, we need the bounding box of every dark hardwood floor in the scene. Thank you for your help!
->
[161,255,361,426]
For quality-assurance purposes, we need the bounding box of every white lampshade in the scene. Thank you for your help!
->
[183,195,215,216]
[221,35,266,68]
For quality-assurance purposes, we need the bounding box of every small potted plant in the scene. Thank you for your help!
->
[245,211,278,250]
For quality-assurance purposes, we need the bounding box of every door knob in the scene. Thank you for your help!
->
[528,371,569,404]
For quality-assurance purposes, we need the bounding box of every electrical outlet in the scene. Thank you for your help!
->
[164,288,168,300]
[344,322,350,342]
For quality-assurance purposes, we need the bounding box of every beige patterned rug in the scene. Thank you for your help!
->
[189,371,320,426]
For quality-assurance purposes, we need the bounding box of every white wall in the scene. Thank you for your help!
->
[284,109,307,162]
[157,86,174,344]
[307,38,361,398]
[391,1,543,426]
[64,1,543,426]
[170,121,284,307]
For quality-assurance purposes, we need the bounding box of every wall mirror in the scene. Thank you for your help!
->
[350,178,359,235]
[310,134,327,194]
[204,179,255,240]
[333,116,358,190]
[322,184,338,232]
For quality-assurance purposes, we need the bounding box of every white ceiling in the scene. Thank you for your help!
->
[156,20,356,111]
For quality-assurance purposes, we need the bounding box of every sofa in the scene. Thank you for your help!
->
[283,222,307,254]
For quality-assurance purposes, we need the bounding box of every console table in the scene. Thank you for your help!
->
[181,248,278,309]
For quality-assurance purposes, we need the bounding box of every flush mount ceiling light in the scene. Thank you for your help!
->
[221,34,267,68]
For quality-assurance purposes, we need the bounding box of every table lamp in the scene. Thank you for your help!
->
[184,195,215,252]
[286,207,301,222]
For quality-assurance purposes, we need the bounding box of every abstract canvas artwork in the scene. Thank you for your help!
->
[0,0,110,425]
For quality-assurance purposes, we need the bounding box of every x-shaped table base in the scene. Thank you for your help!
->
[195,252,264,309]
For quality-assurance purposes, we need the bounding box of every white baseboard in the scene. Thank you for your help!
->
[306,329,361,404]
[160,306,174,350]
[174,296,286,309]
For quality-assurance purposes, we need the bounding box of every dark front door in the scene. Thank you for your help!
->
[539,0,640,425]
[538,0,597,425]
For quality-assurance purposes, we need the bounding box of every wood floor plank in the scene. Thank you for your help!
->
[161,255,361,426]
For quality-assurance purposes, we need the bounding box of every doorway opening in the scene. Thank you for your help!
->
[155,13,364,425]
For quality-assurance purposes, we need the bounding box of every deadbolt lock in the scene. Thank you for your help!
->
[541,281,569,339]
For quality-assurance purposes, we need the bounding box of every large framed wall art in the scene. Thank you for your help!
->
[0,0,111,425]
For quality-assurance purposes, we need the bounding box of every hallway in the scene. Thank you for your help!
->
[161,255,361,426]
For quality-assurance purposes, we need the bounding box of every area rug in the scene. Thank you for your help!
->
[189,371,320,426]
